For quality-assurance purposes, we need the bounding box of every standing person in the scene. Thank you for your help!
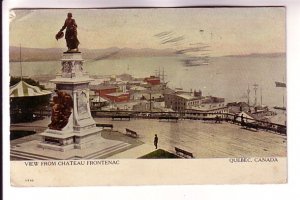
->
[154,134,158,149]
[56,13,80,52]
[240,114,245,126]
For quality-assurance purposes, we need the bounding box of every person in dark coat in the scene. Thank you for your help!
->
[240,114,245,126]
[154,134,158,149]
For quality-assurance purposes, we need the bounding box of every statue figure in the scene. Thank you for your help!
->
[56,13,80,52]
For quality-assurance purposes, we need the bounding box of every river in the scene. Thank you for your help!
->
[10,55,286,107]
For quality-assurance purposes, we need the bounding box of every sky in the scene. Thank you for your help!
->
[9,7,285,56]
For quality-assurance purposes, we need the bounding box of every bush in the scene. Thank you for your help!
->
[139,149,180,159]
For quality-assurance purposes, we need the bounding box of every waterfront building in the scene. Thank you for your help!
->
[227,101,275,123]
[144,75,160,85]
[164,91,202,112]
[101,101,140,111]
[185,96,227,119]
[200,96,226,109]
[227,102,252,113]
[127,80,144,87]
[90,85,118,97]
[129,85,147,100]
[132,100,166,112]
[105,92,130,103]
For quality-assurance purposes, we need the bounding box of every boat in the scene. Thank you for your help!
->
[273,106,286,111]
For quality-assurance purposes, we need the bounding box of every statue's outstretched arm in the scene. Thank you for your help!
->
[73,19,78,28]
[60,20,67,32]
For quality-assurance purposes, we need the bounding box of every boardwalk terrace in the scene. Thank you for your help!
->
[11,117,287,159]
[98,118,286,158]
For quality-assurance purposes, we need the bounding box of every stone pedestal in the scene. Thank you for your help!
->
[39,52,102,151]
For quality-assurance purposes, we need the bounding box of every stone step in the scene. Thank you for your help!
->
[92,143,131,159]
[11,148,59,159]
[83,142,130,159]
[84,143,131,159]
[10,147,67,160]
[83,142,128,158]
[10,142,131,160]
[10,151,50,160]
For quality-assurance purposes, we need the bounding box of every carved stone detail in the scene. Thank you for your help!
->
[61,60,84,76]
[62,61,72,73]
[74,61,83,72]
[77,90,89,119]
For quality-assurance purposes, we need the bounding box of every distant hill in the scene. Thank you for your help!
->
[10,46,285,62]
[9,46,176,62]
[224,52,285,58]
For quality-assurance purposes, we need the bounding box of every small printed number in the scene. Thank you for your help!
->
[25,179,34,182]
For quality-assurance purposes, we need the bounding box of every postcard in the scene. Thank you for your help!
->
[7,6,287,186]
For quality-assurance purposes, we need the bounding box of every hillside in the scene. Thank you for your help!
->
[224,52,285,58]
[9,46,176,62]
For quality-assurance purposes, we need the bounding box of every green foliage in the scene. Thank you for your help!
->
[10,76,45,90]
[139,149,180,159]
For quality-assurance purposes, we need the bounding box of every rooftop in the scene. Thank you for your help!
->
[89,85,118,90]
[106,92,129,97]
[176,94,198,100]
[129,85,147,91]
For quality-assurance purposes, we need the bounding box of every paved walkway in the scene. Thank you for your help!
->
[10,117,287,159]
[108,143,155,159]
[95,118,287,158]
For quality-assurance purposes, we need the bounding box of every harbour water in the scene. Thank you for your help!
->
[10,55,286,107]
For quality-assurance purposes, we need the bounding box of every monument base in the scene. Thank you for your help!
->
[38,126,103,152]
[11,136,131,160]
[36,51,106,153]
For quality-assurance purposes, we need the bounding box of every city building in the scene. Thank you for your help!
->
[105,92,130,103]
[227,102,251,113]
[144,76,160,85]
[129,85,147,100]
[89,85,118,97]
[164,91,202,112]
[198,96,226,110]
[227,101,275,122]
[132,101,166,112]
[185,96,227,119]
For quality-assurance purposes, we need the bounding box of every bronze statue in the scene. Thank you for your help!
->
[48,90,73,130]
[56,13,80,52]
